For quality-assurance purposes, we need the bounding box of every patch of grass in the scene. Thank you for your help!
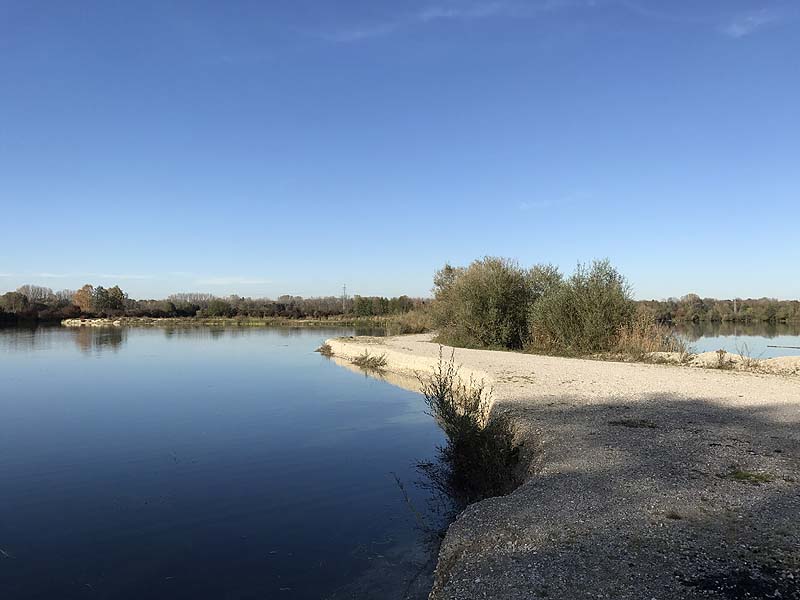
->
[315,343,333,357]
[608,418,657,429]
[720,468,774,485]
[351,350,387,371]
[416,347,523,510]
[715,348,734,370]
[614,309,692,360]
[735,342,764,372]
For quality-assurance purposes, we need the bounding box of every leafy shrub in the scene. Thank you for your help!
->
[528,260,635,353]
[417,348,523,509]
[432,257,535,349]
[200,299,236,318]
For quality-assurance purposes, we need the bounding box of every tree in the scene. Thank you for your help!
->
[106,286,127,311]
[529,260,635,352]
[73,284,94,312]
[432,257,534,349]
[16,285,53,304]
[0,291,29,312]
[92,286,110,312]
[202,298,235,317]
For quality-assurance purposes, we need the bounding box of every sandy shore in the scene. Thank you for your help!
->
[327,334,800,600]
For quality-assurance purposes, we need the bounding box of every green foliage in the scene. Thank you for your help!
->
[201,299,236,318]
[428,257,687,357]
[352,294,415,317]
[528,260,635,353]
[92,286,109,312]
[0,282,426,323]
[720,468,774,485]
[432,257,535,349]
[106,286,127,310]
[639,295,800,324]
[417,347,522,508]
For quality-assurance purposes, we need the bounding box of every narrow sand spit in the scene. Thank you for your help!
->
[326,334,800,600]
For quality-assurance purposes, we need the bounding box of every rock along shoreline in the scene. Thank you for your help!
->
[326,333,800,600]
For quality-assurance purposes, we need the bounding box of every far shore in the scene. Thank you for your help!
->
[59,316,391,328]
[326,333,800,600]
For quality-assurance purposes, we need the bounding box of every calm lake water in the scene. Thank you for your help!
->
[0,326,445,600]
[672,322,800,358]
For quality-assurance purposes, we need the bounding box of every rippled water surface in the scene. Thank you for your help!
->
[0,326,444,600]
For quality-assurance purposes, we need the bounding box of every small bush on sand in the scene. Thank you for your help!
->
[416,347,523,509]
[316,343,333,357]
[735,342,763,372]
[351,350,387,370]
[716,349,733,370]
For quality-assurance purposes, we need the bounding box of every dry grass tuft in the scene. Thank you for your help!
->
[351,350,387,371]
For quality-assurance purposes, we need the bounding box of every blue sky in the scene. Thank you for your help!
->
[1,1,798,300]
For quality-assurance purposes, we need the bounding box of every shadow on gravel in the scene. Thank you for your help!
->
[432,393,800,600]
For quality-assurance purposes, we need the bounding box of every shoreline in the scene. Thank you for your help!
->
[326,333,800,599]
[59,316,391,328]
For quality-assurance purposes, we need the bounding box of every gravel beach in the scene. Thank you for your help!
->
[327,334,800,600]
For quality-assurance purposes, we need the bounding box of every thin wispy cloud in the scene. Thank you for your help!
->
[518,193,583,211]
[418,2,517,22]
[721,9,779,39]
[324,0,587,43]
[519,199,558,211]
[323,22,401,43]
[324,1,792,43]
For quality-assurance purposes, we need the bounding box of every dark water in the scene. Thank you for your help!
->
[0,326,444,600]
[672,321,800,358]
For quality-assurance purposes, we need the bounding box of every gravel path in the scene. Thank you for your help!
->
[327,334,800,600]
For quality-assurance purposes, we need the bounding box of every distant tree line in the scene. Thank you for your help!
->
[0,284,425,323]
[638,295,800,324]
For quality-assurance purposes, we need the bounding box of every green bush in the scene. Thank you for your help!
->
[201,299,236,318]
[432,257,534,349]
[528,260,635,353]
[417,348,523,508]
[427,257,672,357]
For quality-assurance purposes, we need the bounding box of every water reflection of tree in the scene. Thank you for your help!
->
[72,327,127,353]
[673,321,800,341]
[158,326,360,341]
